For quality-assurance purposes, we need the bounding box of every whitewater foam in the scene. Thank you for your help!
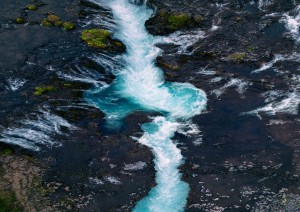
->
[0,109,77,151]
[211,78,249,97]
[6,78,26,91]
[280,5,300,43]
[85,0,207,211]
[242,75,300,117]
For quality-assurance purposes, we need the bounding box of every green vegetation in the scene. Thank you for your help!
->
[0,191,23,212]
[246,46,256,52]
[168,13,191,29]
[41,15,62,27]
[81,29,111,48]
[194,15,204,23]
[227,52,246,62]
[1,149,13,156]
[26,5,38,11]
[41,20,52,27]
[63,22,76,30]
[47,15,60,23]
[150,10,203,34]
[15,18,25,24]
[34,86,56,95]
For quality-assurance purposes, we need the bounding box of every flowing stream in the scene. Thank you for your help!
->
[85,0,207,211]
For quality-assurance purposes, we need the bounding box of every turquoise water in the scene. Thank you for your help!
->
[85,0,207,211]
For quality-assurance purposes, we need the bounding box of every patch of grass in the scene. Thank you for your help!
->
[0,191,23,212]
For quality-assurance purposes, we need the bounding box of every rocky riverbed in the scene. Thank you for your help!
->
[0,0,300,211]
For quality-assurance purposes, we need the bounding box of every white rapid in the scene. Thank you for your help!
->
[85,0,207,211]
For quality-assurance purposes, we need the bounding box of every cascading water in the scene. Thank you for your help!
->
[85,0,207,211]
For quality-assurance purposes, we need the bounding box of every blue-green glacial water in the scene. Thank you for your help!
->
[85,0,207,211]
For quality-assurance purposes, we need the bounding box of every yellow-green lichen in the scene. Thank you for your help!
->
[34,86,56,95]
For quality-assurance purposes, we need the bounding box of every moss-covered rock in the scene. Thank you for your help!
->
[26,5,38,11]
[157,60,180,71]
[63,22,76,30]
[54,20,63,27]
[168,13,192,30]
[15,17,26,24]
[81,29,110,48]
[145,9,203,35]
[46,15,60,23]
[41,19,53,27]
[41,15,62,27]
[34,86,56,95]
[227,52,247,63]
[81,29,126,52]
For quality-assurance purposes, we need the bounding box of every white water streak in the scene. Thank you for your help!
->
[0,109,77,151]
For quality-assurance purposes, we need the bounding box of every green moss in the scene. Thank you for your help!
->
[55,21,63,27]
[41,19,53,27]
[81,29,111,48]
[246,46,256,52]
[1,149,13,156]
[34,86,56,95]
[63,83,72,87]
[0,191,23,212]
[46,15,60,23]
[26,5,38,11]
[63,22,76,30]
[168,13,191,29]
[15,17,25,24]
[42,15,63,27]
[194,15,204,23]
[227,52,246,62]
